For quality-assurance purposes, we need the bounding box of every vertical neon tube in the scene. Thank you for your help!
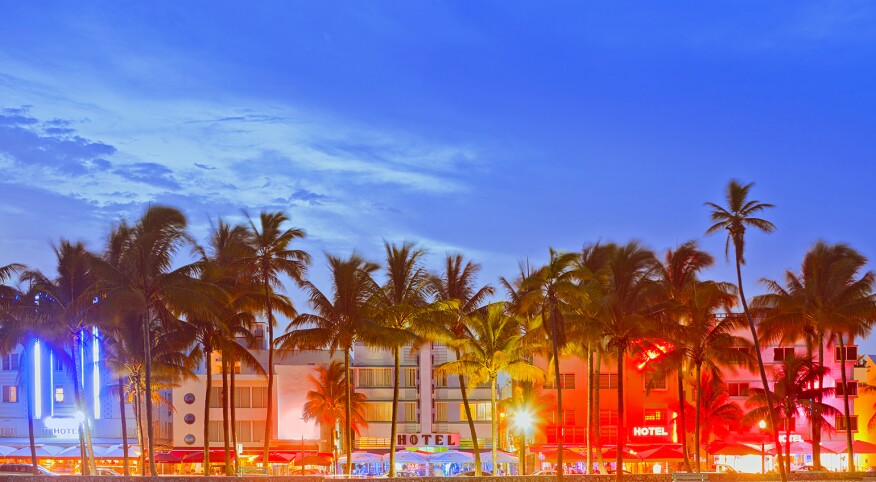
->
[49,351,55,416]
[34,340,42,419]
[92,327,100,419]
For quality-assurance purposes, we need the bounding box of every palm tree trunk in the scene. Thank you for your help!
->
[142,311,157,476]
[230,361,239,474]
[203,339,212,475]
[550,306,564,482]
[491,375,499,476]
[262,279,275,472]
[677,369,691,471]
[813,335,824,470]
[586,344,592,474]
[594,350,605,470]
[71,335,93,475]
[838,334,855,471]
[23,348,38,475]
[389,347,400,477]
[133,380,145,475]
[344,348,353,475]
[785,416,791,475]
[222,356,232,476]
[616,345,624,482]
[694,363,702,472]
[456,347,482,475]
[119,376,131,476]
[734,253,786,482]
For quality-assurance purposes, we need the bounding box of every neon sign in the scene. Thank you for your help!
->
[396,433,460,447]
[778,434,803,443]
[633,426,669,437]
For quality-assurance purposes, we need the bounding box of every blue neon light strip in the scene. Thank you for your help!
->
[34,340,41,419]
[92,327,100,419]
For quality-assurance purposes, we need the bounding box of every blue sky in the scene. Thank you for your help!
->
[1,2,875,349]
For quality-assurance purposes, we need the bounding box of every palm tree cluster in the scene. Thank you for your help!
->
[1,180,875,481]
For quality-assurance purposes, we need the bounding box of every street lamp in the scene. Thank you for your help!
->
[510,407,535,475]
[759,420,767,474]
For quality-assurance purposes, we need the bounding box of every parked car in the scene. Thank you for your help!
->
[96,468,121,476]
[0,464,59,476]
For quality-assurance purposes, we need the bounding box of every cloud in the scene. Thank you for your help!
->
[113,162,182,189]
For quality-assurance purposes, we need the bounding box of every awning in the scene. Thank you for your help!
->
[0,446,16,457]
[824,440,876,454]
[153,451,186,463]
[337,451,384,463]
[601,446,641,460]
[637,446,684,460]
[299,454,333,466]
[479,451,518,464]
[182,449,235,463]
[252,452,293,463]
[540,448,590,463]
[8,445,65,458]
[381,451,429,464]
[428,450,475,464]
[708,441,763,456]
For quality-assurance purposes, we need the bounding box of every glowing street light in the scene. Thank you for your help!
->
[510,407,537,475]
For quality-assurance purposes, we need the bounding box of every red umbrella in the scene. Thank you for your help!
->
[153,451,188,463]
[252,452,293,463]
[602,446,642,460]
[637,446,684,460]
[708,442,763,456]
[541,448,590,463]
[182,449,236,463]
[824,440,876,454]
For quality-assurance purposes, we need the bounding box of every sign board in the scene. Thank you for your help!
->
[396,433,460,447]
[778,434,803,443]
[42,416,82,439]
[632,426,670,438]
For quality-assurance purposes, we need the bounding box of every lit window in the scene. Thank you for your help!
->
[837,415,858,432]
[54,386,64,403]
[644,408,666,426]
[2,386,17,403]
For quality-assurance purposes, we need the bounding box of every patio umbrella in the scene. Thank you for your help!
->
[708,442,763,456]
[337,451,383,464]
[824,440,876,454]
[382,451,429,464]
[428,450,475,464]
[183,449,235,463]
[300,454,332,466]
[767,441,818,455]
[480,451,519,464]
[101,444,141,459]
[637,446,684,460]
[252,452,293,463]
[153,451,185,463]
[541,448,590,463]
[9,445,64,458]
[0,446,16,457]
[601,446,642,460]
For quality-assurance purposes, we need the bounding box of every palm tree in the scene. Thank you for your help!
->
[432,254,494,475]
[303,360,368,462]
[652,241,715,471]
[434,302,543,471]
[370,242,430,476]
[595,241,658,482]
[706,179,787,482]
[694,372,743,465]
[518,249,577,481]
[89,206,219,475]
[245,211,310,468]
[22,241,99,474]
[743,353,840,474]
[754,242,876,470]
[278,253,379,475]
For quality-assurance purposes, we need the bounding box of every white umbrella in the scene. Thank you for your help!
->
[0,446,16,457]
[9,445,64,457]
[338,451,383,463]
[101,444,141,459]
[429,450,475,464]
[382,451,429,464]
[479,451,518,464]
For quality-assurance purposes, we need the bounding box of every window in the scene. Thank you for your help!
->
[364,402,393,422]
[208,421,223,442]
[209,387,223,408]
[404,368,418,387]
[435,373,449,388]
[554,410,575,425]
[235,387,251,408]
[251,387,268,408]
[252,420,266,442]
[728,382,750,397]
[600,426,619,445]
[358,368,392,387]
[435,402,448,422]
[644,371,667,390]
[54,386,64,403]
[2,354,19,371]
[835,346,858,363]
[836,381,858,397]
[545,373,576,389]
[599,409,619,426]
[403,402,417,422]
[461,402,491,421]
[837,415,858,432]
[236,421,253,442]
[729,347,750,363]
[54,355,63,371]
[2,385,17,403]
[773,347,795,362]
[599,373,619,389]
[644,408,666,426]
